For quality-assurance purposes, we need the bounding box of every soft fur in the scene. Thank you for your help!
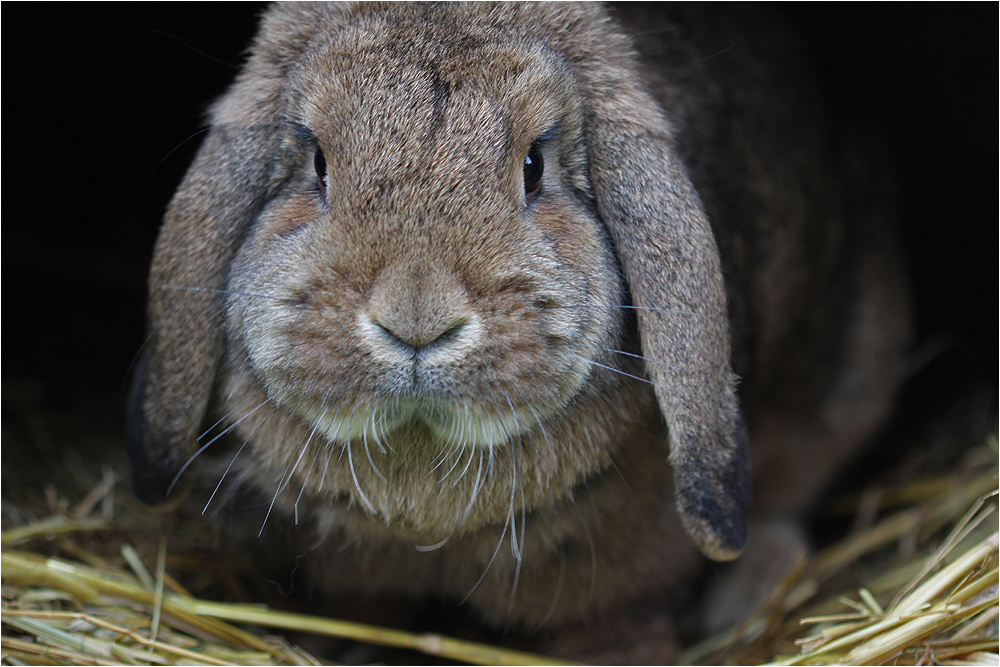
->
[129,3,910,661]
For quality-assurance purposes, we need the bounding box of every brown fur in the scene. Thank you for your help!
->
[128,3,910,661]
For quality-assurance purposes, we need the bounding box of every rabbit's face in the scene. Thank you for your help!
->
[219,12,653,534]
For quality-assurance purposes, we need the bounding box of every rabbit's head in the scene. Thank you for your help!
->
[129,2,748,562]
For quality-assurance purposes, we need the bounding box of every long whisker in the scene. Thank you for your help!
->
[198,379,277,442]
[369,396,397,455]
[517,385,557,475]
[203,402,283,514]
[370,403,389,455]
[504,444,526,631]
[508,451,520,563]
[167,392,280,496]
[550,357,630,421]
[294,406,334,524]
[557,350,719,403]
[485,439,496,486]
[501,391,521,440]
[362,413,388,484]
[460,514,510,606]
[544,303,700,317]
[159,284,312,308]
[414,534,452,552]
[452,441,477,488]
[459,448,484,521]
[429,405,462,476]
[533,533,567,631]
[346,409,377,514]
[259,438,308,534]
[259,388,333,534]
[605,452,646,527]
[258,436,310,536]
[317,403,349,495]
[432,437,462,480]
[282,434,316,528]
[555,340,682,371]
[440,445,466,483]
[338,405,357,463]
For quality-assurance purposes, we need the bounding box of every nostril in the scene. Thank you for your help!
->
[371,318,467,354]
[434,321,465,347]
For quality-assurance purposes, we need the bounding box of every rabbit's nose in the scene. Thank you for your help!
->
[364,264,473,357]
[370,316,468,355]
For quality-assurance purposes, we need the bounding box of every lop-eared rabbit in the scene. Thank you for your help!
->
[129,3,910,661]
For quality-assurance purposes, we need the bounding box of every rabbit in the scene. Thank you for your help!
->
[128,2,911,662]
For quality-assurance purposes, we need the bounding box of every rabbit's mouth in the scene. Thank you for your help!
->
[286,395,535,449]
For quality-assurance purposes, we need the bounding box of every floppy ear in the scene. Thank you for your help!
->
[580,71,750,561]
[128,123,284,504]
[127,4,351,504]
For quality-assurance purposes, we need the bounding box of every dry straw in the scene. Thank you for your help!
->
[2,437,997,665]
[0,460,576,665]
[680,436,998,666]
[1,546,574,665]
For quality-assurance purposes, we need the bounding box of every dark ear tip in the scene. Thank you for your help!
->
[129,459,177,505]
[679,504,748,562]
[126,351,183,506]
[127,413,183,505]
[675,412,751,562]
[676,486,749,562]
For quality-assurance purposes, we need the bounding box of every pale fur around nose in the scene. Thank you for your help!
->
[363,262,475,357]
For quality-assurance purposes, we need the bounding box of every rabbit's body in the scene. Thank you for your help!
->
[618,5,911,515]
[130,3,909,661]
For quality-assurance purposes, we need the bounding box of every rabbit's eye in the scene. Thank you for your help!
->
[314,149,328,192]
[523,144,543,196]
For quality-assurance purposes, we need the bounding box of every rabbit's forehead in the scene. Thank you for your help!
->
[291,20,578,155]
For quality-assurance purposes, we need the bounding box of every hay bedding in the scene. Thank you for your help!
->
[1,389,996,666]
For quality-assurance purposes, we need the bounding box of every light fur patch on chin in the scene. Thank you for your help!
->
[287,395,537,449]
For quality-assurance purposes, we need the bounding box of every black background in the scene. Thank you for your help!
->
[5,4,997,442]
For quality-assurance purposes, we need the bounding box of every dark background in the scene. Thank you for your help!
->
[5,4,997,454]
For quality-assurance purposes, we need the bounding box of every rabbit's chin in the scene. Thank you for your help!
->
[283,394,538,450]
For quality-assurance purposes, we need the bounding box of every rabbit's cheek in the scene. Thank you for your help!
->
[264,194,320,239]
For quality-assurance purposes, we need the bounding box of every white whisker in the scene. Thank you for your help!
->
[203,401,282,514]
[317,406,349,495]
[557,349,720,403]
[198,380,272,442]
[260,389,333,534]
[453,444,477,489]
[460,516,509,606]
[459,448,484,521]
[440,443,467,483]
[160,284,314,308]
[414,534,452,552]
[544,303,700,317]
[555,340,681,371]
[347,436,377,515]
[294,406,334,524]
[362,422,388,484]
[533,534,567,631]
[504,444,526,631]
[168,391,280,496]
